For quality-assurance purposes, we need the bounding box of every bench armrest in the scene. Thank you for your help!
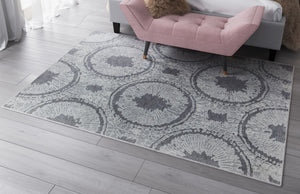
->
[222,6,265,45]
[120,0,153,31]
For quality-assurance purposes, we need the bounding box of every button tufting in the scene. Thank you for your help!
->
[121,0,265,65]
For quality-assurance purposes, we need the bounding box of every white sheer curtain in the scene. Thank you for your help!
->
[21,0,79,29]
[0,0,24,51]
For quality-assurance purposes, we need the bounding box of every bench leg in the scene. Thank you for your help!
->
[268,49,277,61]
[223,56,228,75]
[113,22,120,33]
[143,41,151,59]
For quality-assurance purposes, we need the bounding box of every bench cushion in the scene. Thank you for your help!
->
[149,14,227,44]
[121,0,265,56]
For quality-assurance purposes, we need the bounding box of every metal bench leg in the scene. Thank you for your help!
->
[269,49,277,61]
[143,41,151,59]
[223,56,228,75]
[113,22,120,33]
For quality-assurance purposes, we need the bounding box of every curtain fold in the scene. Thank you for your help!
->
[24,0,79,30]
[0,0,25,51]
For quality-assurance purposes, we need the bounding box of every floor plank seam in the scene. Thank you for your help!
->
[284,172,300,180]
[0,111,101,145]
[287,153,300,159]
[0,164,55,188]
[96,137,102,145]
[96,141,153,162]
[0,76,30,86]
[285,175,300,181]
[25,35,79,47]
[133,160,146,182]
[0,138,138,182]
[150,188,172,194]
[16,73,32,85]
[286,151,300,159]
[290,118,300,122]
[75,14,90,28]
[52,186,83,194]
[48,185,56,194]
[42,24,90,38]
[131,160,173,194]
[0,164,83,194]
[136,157,280,192]
[97,139,299,187]
[20,35,74,48]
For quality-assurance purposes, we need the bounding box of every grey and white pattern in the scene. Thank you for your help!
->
[238,107,288,165]
[151,128,251,175]
[26,98,107,133]
[3,32,294,186]
[153,43,213,62]
[110,80,195,128]
[19,61,80,96]
[191,65,269,105]
[84,46,154,78]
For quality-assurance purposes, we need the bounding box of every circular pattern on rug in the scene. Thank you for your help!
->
[191,65,269,105]
[27,98,106,133]
[261,62,293,83]
[19,61,80,96]
[238,107,288,165]
[110,80,195,128]
[153,44,212,62]
[151,128,252,175]
[84,46,154,78]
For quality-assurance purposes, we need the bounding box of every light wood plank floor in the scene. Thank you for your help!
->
[0,0,299,193]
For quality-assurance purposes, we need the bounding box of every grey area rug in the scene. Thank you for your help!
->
[4,32,294,186]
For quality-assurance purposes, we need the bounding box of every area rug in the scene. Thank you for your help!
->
[3,32,294,186]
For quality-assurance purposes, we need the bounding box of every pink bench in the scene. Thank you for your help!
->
[120,0,265,75]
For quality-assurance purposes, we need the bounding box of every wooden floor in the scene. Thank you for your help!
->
[0,1,299,193]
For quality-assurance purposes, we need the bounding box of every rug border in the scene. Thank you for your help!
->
[279,64,295,186]
[1,78,293,188]
[1,32,295,187]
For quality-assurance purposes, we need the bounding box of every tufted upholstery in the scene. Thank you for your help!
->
[120,0,265,56]
[149,14,228,44]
